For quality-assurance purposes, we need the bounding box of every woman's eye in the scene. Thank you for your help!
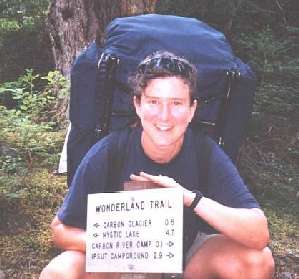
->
[149,99,158,105]
[173,100,182,106]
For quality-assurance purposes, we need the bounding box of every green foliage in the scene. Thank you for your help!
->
[0,107,64,171]
[254,82,299,116]
[41,70,70,100]
[238,78,299,268]
[156,0,299,35]
[0,69,69,124]
[0,21,53,82]
[0,125,65,201]
[1,69,42,112]
[0,67,67,212]
[0,69,68,176]
[0,174,25,200]
[265,207,299,253]
[0,155,23,174]
[6,119,54,167]
[236,27,295,78]
[0,18,19,31]
[0,170,66,209]
[156,0,244,33]
[40,70,70,126]
[0,0,52,82]
[156,0,299,84]
[0,0,49,25]
[0,170,66,278]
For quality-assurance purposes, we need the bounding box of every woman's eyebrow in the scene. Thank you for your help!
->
[143,94,158,98]
[143,94,185,100]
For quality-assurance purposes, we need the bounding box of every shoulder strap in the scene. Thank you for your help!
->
[194,128,219,235]
[95,52,119,140]
[194,128,213,192]
[107,127,131,192]
[215,69,240,148]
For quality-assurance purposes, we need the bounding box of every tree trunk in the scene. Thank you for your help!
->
[46,0,157,76]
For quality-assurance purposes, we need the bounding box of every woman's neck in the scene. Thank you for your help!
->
[140,132,183,164]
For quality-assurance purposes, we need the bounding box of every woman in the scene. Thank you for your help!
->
[40,51,274,279]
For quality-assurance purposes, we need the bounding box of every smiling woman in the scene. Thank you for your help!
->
[134,77,197,163]
[39,51,274,279]
[131,51,197,163]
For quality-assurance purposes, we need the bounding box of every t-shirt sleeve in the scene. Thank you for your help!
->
[57,139,111,229]
[206,140,260,209]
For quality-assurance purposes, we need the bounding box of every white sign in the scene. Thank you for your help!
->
[86,188,183,273]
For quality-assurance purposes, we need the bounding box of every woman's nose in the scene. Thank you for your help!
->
[159,103,171,121]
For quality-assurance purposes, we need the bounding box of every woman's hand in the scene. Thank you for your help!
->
[130,171,195,207]
[130,171,183,189]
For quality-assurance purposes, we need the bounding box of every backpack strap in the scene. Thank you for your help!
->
[215,69,240,148]
[107,127,131,192]
[94,52,119,141]
[196,69,240,150]
[192,128,218,235]
[193,128,213,192]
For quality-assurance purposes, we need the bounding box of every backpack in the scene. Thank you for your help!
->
[65,14,256,186]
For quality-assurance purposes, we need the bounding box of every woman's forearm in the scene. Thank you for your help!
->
[193,196,269,249]
[50,216,86,252]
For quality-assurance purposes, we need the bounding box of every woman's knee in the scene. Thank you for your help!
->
[202,238,275,279]
[39,251,86,279]
[245,247,275,278]
[184,235,275,279]
[214,246,275,279]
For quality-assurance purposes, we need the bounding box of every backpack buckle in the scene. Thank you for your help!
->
[98,53,120,69]
[94,127,103,139]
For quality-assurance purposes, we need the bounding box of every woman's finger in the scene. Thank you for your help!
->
[139,172,180,188]
[139,172,166,183]
[130,174,150,182]
[139,172,158,180]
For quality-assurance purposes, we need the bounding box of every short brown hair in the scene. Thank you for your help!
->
[130,51,197,102]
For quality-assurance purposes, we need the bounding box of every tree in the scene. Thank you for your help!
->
[47,0,157,76]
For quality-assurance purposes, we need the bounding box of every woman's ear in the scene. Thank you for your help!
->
[133,96,141,118]
[189,99,197,122]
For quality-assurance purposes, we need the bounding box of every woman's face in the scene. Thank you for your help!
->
[134,77,197,158]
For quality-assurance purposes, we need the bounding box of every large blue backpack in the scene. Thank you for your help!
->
[67,14,256,186]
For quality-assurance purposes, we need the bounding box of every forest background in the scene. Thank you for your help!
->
[0,0,298,278]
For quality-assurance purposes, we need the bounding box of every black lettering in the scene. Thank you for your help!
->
[150,200,172,209]
[136,240,152,248]
[125,230,140,238]
[102,230,122,238]
[92,242,113,250]
[110,252,149,260]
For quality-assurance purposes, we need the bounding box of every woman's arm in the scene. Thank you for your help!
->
[50,215,86,252]
[130,172,269,250]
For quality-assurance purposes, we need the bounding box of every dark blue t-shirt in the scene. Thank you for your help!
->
[58,127,259,253]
